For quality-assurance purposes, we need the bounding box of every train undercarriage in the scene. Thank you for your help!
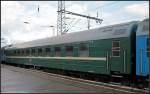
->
[2,61,149,89]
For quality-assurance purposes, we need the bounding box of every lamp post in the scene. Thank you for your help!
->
[23,21,32,32]
[24,21,30,24]
[49,26,55,36]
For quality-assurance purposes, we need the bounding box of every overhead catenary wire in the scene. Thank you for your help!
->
[64,1,120,31]
[77,1,120,16]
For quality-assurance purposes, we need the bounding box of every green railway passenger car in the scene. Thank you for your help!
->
[4,21,138,79]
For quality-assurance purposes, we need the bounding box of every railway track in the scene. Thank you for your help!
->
[2,64,149,94]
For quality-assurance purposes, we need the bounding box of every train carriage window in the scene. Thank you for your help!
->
[15,50,18,55]
[45,48,51,56]
[9,50,12,56]
[19,50,21,55]
[14,50,17,56]
[11,50,16,56]
[38,48,42,56]
[6,51,9,56]
[65,46,73,56]
[15,50,17,55]
[17,50,20,56]
[23,50,26,55]
[24,50,26,55]
[79,43,89,57]
[31,49,35,56]
[26,49,30,56]
[112,40,120,57]
[6,51,8,55]
[6,51,8,56]
[21,50,24,56]
[7,51,9,56]
[55,47,61,56]
[9,51,11,56]
[35,49,38,56]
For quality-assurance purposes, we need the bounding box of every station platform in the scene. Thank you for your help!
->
[1,64,140,93]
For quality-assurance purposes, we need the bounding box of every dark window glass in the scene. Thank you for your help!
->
[31,49,35,55]
[79,43,89,57]
[65,46,73,56]
[9,51,11,55]
[7,51,10,56]
[14,50,17,55]
[7,51,9,56]
[112,40,120,57]
[10,50,14,56]
[55,47,61,56]
[38,48,42,56]
[8,51,10,55]
[5,51,8,55]
[45,48,51,56]
[46,48,51,52]
[17,50,20,55]
[21,49,24,55]
[6,51,9,55]
[24,50,26,55]
[112,41,120,49]
[26,49,30,55]
[38,48,42,53]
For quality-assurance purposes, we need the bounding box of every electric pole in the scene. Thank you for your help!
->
[57,1,103,35]
[57,1,66,35]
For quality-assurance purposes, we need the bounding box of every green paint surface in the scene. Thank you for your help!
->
[6,37,131,75]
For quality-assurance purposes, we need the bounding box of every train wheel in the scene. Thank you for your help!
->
[137,83,144,89]
[137,79,145,89]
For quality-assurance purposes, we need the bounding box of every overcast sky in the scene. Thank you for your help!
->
[1,1,149,47]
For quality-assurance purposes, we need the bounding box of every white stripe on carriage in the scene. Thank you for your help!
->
[6,56,106,61]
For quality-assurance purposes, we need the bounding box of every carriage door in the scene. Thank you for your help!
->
[109,40,124,74]
[147,37,150,64]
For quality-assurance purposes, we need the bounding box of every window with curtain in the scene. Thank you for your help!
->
[65,46,73,56]
[79,43,89,57]
[112,40,120,57]
[55,47,61,56]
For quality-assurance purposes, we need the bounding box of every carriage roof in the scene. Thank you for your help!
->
[136,18,149,36]
[6,21,137,50]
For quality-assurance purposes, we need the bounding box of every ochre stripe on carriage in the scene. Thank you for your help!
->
[6,56,106,61]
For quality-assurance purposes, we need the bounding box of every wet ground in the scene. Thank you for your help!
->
[1,64,135,93]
